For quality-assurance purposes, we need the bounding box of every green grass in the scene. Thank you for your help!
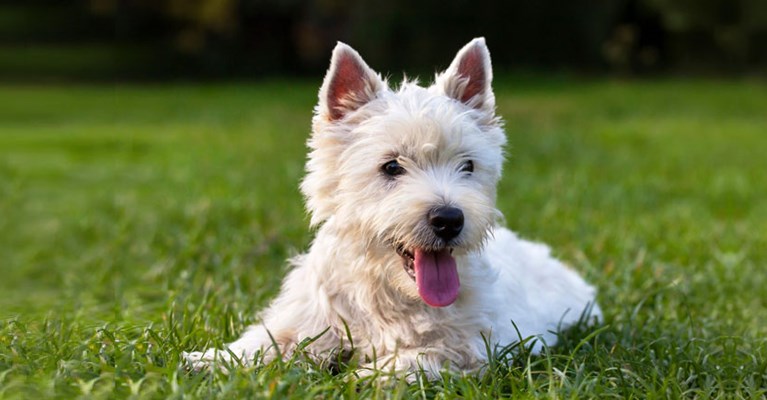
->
[0,77,765,398]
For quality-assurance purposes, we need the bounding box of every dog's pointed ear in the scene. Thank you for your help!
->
[436,37,495,113]
[318,43,385,121]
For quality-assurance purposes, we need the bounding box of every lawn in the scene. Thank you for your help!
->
[0,77,765,398]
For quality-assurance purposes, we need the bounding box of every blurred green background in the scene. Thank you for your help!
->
[1,0,766,81]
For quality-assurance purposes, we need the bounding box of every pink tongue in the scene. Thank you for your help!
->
[414,249,460,307]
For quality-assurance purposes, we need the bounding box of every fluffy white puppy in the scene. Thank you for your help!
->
[184,38,600,378]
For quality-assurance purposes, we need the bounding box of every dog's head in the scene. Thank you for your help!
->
[301,38,506,308]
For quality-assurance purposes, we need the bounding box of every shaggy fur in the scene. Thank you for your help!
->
[183,38,600,378]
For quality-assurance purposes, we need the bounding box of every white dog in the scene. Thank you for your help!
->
[184,38,600,378]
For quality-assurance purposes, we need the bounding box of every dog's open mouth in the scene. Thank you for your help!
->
[396,244,460,308]
[396,244,416,279]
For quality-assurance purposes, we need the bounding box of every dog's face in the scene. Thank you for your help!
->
[301,38,506,307]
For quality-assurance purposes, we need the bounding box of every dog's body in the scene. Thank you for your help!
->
[184,38,600,378]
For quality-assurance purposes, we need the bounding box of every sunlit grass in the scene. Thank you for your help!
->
[0,78,765,398]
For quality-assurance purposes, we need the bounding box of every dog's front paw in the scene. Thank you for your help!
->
[181,349,238,372]
[356,352,440,383]
[180,350,215,372]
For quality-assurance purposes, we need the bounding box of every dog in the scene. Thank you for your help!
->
[183,38,600,379]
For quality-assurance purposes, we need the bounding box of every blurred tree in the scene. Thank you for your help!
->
[0,0,764,80]
[601,0,767,73]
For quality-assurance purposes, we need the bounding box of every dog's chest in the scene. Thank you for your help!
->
[336,293,492,356]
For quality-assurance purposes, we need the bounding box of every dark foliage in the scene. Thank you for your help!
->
[1,0,764,79]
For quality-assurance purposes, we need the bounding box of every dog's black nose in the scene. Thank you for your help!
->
[429,206,464,241]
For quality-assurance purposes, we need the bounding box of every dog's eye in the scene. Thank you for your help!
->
[461,160,474,173]
[382,160,405,177]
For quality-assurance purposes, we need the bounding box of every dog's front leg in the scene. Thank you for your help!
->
[183,264,335,371]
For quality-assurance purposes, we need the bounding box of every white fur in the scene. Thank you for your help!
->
[183,38,600,379]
